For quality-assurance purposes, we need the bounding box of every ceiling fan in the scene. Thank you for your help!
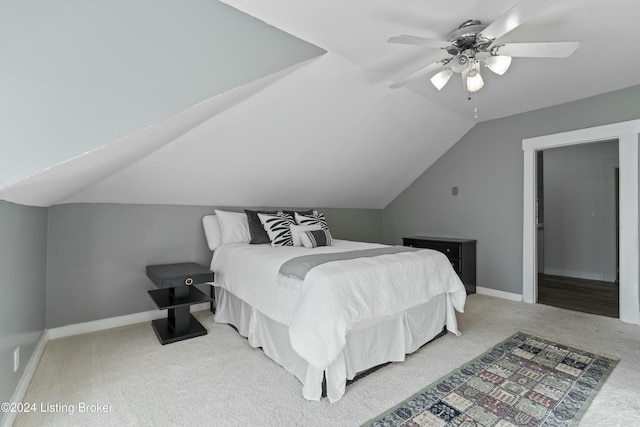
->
[388,0,580,94]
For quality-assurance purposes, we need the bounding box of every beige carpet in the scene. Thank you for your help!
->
[15,295,640,426]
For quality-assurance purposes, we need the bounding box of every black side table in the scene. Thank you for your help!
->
[146,262,214,345]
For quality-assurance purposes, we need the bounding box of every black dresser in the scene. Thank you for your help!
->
[403,236,477,295]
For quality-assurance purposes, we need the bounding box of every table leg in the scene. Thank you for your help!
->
[168,306,190,333]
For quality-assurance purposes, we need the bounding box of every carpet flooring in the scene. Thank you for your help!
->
[14,295,640,426]
[365,331,619,426]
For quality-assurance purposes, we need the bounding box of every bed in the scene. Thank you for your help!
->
[203,211,467,402]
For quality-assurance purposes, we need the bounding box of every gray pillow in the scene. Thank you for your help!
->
[245,209,278,244]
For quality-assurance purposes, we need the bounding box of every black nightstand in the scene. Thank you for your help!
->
[403,236,477,295]
[146,262,214,345]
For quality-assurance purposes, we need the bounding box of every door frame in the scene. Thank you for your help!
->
[522,119,640,325]
[601,157,619,283]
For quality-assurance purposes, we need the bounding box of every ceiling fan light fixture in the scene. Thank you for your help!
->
[485,55,512,75]
[466,73,484,92]
[450,54,470,73]
[387,0,581,101]
[465,63,484,92]
[430,69,453,90]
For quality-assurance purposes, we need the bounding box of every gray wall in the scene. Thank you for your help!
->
[543,141,618,281]
[383,84,640,295]
[46,204,382,328]
[0,201,47,407]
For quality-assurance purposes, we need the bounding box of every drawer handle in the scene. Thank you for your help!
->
[446,248,451,253]
[185,277,194,286]
[451,262,455,267]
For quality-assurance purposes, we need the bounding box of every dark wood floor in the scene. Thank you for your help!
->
[537,274,619,318]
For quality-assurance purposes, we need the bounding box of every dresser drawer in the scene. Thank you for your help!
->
[403,239,460,259]
[146,263,214,289]
[449,258,461,273]
[403,236,476,295]
[426,243,460,259]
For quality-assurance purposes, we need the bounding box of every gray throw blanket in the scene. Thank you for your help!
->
[279,246,420,280]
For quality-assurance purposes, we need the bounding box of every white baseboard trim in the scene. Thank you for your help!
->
[1,330,49,427]
[476,286,523,302]
[48,303,211,339]
[543,268,604,281]
[1,303,212,427]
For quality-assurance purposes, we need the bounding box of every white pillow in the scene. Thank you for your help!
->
[201,215,222,251]
[257,212,295,247]
[290,224,323,247]
[295,211,329,230]
[214,209,251,245]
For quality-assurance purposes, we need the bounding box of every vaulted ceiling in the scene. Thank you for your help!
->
[2,0,640,208]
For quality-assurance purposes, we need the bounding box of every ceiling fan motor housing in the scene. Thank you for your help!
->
[447,20,489,55]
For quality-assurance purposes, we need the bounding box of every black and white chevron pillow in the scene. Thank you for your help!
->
[295,211,329,230]
[300,229,333,248]
[258,212,295,247]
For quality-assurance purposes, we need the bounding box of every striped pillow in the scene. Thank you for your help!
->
[290,224,323,247]
[300,229,333,248]
[258,212,295,247]
[295,211,329,230]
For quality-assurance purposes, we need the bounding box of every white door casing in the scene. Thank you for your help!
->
[523,119,640,325]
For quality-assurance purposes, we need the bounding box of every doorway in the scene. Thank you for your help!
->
[522,120,640,325]
[536,141,619,317]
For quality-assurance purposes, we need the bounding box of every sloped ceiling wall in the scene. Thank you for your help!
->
[0,61,315,207]
[0,0,324,200]
[0,0,476,208]
[63,53,474,209]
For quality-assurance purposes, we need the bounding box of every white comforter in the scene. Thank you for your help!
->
[210,240,466,371]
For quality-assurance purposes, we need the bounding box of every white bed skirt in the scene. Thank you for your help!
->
[213,287,454,402]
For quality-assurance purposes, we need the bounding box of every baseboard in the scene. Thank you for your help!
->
[0,330,49,427]
[476,286,523,302]
[48,303,210,339]
[543,268,604,281]
[1,303,211,426]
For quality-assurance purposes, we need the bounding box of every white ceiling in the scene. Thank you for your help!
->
[222,0,640,121]
[2,0,640,208]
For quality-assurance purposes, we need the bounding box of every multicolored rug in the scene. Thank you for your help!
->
[365,332,618,427]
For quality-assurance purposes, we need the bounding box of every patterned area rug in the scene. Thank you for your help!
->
[365,332,618,427]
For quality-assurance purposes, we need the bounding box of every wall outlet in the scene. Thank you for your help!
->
[13,347,19,372]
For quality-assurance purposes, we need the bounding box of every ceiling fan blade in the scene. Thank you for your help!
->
[480,0,556,41]
[496,41,580,58]
[387,35,451,49]
[389,60,445,89]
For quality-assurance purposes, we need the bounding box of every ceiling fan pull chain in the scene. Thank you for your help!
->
[474,94,479,119]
